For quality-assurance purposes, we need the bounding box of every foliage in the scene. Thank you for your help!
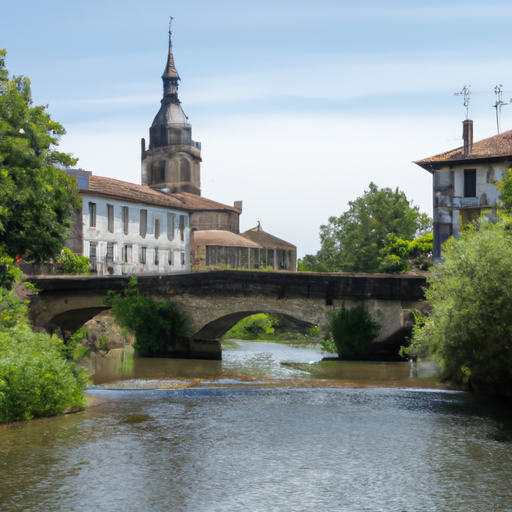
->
[300,182,427,273]
[109,277,190,357]
[225,313,278,340]
[497,167,512,211]
[320,337,337,354]
[0,252,24,289]
[56,248,90,275]
[0,323,88,423]
[405,222,512,396]
[0,49,80,262]
[329,302,381,358]
[378,232,433,273]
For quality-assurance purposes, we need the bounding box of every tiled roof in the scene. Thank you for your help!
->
[83,176,240,213]
[415,128,512,167]
[174,192,242,213]
[191,230,261,248]
[242,225,296,250]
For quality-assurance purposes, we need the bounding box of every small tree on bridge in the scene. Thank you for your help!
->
[108,278,190,357]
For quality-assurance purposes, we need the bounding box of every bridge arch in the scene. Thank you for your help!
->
[192,311,315,340]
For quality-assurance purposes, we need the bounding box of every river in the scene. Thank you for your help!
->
[1,340,512,512]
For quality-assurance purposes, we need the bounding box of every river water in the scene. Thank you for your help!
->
[1,341,512,512]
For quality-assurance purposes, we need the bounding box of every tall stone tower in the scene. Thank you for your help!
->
[141,21,202,195]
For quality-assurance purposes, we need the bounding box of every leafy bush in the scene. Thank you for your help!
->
[329,302,381,358]
[405,222,512,395]
[109,278,190,357]
[56,247,90,275]
[320,337,337,353]
[0,323,88,423]
[225,313,278,340]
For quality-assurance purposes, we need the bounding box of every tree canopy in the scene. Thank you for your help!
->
[0,49,80,262]
[407,221,512,397]
[300,182,429,272]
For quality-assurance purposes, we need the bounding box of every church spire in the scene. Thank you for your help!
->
[162,16,180,98]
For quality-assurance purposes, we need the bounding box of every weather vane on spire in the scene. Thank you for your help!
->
[454,85,471,120]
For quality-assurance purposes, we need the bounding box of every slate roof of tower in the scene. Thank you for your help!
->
[83,175,240,213]
[415,128,512,168]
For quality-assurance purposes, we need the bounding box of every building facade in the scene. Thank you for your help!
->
[415,120,512,259]
[66,170,191,275]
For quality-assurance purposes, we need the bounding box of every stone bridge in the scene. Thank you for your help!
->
[28,270,427,359]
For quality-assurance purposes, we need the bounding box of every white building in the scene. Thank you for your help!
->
[66,170,190,275]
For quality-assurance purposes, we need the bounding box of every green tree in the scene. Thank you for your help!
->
[329,302,381,358]
[0,49,80,261]
[406,222,512,396]
[109,278,190,357]
[301,183,423,272]
[378,232,433,273]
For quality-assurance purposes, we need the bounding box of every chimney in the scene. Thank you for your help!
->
[234,200,243,212]
[462,119,473,156]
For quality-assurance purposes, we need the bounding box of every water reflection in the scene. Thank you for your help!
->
[2,387,512,512]
[81,340,442,390]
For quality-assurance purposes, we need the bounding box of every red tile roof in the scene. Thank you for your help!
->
[415,128,512,168]
[242,225,296,250]
[191,230,261,248]
[84,176,240,213]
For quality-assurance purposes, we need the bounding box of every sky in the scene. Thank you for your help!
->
[3,0,512,258]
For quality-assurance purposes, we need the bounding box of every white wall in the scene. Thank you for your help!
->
[81,194,190,275]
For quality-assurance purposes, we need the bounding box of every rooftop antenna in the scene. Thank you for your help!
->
[493,84,507,134]
[454,85,471,119]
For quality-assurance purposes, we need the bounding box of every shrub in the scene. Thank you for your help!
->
[56,247,90,275]
[109,278,190,357]
[0,323,88,423]
[329,302,381,358]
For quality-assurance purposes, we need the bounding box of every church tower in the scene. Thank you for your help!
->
[141,20,202,195]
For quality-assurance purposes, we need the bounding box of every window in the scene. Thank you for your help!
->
[167,213,175,241]
[180,157,191,182]
[180,252,186,267]
[89,202,96,228]
[124,244,132,263]
[155,219,160,239]
[106,243,114,261]
[107,204,114,233]
[140,246,147,264]
[179,215,185,242]
[155,248,159,265]
[122,207,129,235]
[464,169,477,197]
[140,210,147,238]
[89,242,97,259]
[168,250,173,266]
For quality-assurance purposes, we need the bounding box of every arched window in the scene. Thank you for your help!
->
[180,158,191,182]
